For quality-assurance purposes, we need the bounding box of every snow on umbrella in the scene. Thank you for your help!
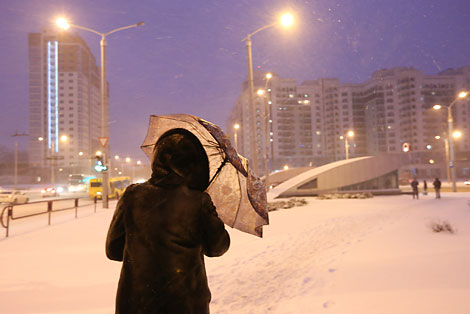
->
[141,114,269,237]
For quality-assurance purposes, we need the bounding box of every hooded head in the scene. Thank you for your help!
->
[149,128,209,191]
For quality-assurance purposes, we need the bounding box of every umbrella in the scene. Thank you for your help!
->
[141,114,269,237]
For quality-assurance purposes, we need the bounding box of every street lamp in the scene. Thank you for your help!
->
[257,73,273,189]
[339,130,354,159]
[56,17,144,208]
[233,123,240,151]
[242,13,294,175]
[433,91,468,192]
[11,132,28,189]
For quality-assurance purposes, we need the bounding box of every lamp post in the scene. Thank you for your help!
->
[433,91,468,192]
[435,135,451,184]
[242,13,293,175]
[46,134,67,185]
[11,132,28,189]
[257,72,273,189]
[56,18,144,208]
[340,130,354,159]
[125,157,131,178]
[233,123,240,151]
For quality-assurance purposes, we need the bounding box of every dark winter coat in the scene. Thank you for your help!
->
[433,178,442,189]
[106,128,230,314]
[411,180,419,190]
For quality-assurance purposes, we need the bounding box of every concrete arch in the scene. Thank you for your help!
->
[269,155,402,198]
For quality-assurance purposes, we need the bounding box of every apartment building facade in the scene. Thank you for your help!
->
[229,67,470,179]
[28,28,102,179]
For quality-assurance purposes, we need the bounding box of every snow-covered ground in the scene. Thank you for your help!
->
[1,192,469,314]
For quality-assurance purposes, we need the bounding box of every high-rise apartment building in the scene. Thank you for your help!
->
[28,28,102,179]
[229,67,470,179]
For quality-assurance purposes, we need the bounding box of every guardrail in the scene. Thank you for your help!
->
[0,197,103,238]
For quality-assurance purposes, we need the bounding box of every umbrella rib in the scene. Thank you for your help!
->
[231,171,243,227]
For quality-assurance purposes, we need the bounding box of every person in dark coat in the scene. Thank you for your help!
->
[433,177,441,199]
[411,178,419,199]
[106,128,230,314]
[423,180,428,196]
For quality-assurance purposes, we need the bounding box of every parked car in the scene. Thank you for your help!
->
[464,179,470,186]
[0,191,29,204]
[41,187,58,197]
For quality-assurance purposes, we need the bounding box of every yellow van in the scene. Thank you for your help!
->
[89,176,131,199]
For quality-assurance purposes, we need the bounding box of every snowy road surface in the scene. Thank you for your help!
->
[0,193,469,313]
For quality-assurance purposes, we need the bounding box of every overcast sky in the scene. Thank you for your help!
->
[1,0,469,161]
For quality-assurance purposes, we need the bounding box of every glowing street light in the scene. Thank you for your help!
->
[233,123,240,151]
[56,17,144,207]
[453,130,462,138]
[56,17,70,30]
[242,12,294,175]
[433,91,468,191]
[340,130,354,159]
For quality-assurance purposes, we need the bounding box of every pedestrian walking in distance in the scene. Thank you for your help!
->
[106,128,230,314]
[411,178,419,199]
[423,180,428,196]
[433,177,441,199]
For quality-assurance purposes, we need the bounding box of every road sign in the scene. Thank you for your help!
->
[98,137,109,147]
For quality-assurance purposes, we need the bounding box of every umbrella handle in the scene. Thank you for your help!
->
[208,157,228,187]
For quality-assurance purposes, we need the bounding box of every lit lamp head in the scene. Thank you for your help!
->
[433,104,442,110]
[60,135,68,142]
[458,91,468,98]
[96,151,102,156]
[257,89,265,96]
[125,157,131,163]
[114,155,120,160]
[234,123,240,130]
[56,17,70,30]
[266,73,273,79]
[453,130,462,139]
[283,165,289,170]
[280,13,294,28]
[347,130,354,137]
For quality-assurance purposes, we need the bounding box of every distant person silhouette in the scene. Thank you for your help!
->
[106,128,230,314]
[433,177,441,199]
[411,178,419,199]
[423,180,428,196]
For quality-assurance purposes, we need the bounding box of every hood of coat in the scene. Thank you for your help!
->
[149,128,210,191]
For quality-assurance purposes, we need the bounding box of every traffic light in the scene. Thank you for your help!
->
[94,155,108,172]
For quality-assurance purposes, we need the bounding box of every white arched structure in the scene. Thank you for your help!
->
[269,155,402,199]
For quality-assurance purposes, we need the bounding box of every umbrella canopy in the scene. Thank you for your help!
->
[141,114,269,237]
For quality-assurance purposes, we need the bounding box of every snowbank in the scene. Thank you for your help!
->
[0,193,469,313]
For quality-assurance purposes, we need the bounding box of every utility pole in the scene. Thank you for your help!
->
[11,132,28,189]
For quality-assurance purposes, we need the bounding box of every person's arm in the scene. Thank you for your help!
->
[200,193,230,257]
[105,190,129,261]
